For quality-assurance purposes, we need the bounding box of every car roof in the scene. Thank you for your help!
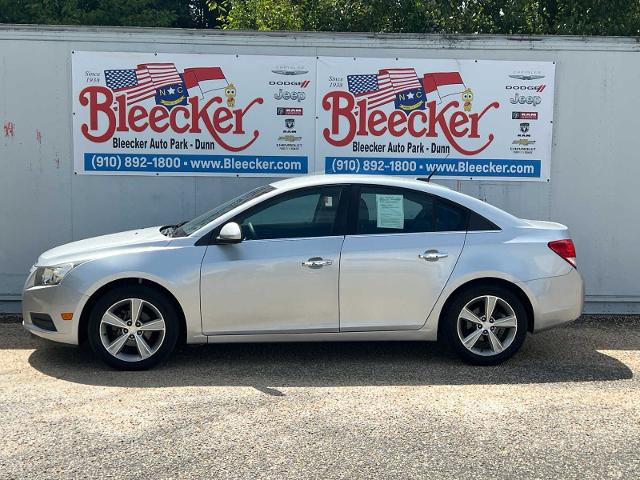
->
[270,174,523,228]
[271,174,451,192]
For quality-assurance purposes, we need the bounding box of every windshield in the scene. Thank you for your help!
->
[173,184,276,237]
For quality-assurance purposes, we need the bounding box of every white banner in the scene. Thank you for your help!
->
[72,51,316,176]
[316,57,555,181]
[72,52,555,181]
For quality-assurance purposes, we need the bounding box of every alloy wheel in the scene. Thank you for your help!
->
[99,298,166,362]
[456,295,518,357]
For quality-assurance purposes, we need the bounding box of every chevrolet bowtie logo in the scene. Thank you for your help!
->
[513,138,536,146]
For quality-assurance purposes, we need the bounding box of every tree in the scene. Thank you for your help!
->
[2,0,639,35]
[0,0,222,28]
[218,0,640,36]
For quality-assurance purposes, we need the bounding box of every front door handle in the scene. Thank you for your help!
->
[302,257,333,269]
[419,250,448,262]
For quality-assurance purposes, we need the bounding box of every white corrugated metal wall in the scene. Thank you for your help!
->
[1,25,639,313]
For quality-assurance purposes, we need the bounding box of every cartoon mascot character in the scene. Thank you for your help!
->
[224,83,237,108]
[461,88,473,112]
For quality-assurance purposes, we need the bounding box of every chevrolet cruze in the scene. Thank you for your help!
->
[22,175,584,370]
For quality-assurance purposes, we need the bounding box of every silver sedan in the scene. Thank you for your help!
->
[22,175,584,369]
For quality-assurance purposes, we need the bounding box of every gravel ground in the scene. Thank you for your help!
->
[1,315,639,479]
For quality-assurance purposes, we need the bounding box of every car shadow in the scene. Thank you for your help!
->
[21,316,639,390]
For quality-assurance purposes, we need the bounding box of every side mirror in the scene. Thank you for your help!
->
[216,222,242,244]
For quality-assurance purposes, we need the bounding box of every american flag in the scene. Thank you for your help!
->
[347,68,423,109]
[105,63,183,105]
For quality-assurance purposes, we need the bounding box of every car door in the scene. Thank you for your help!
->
[339,185,467,332]
[200,185,346,335]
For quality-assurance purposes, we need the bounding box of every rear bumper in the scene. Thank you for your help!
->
[521,268,584,333]
[22,283,87,345]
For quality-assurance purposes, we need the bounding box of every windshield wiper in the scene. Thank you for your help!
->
[169,221,189,238]
[161,221,188,237]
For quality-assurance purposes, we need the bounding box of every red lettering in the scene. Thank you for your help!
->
[149,106,169,133]
[426,100,455,138]
[213,107,234,134]
[356,98,368,136]
[188,95,218,134]
[128,106,148,132]
[79,87,264,151]
[427,100,497,155]
[321,93,499,154]
[407,110,428,137]
[116,94,128,132]
[322,91,356,147]
[449,111,469,137]
[368,110,387,136]
[188,95,262,151]
[469,102,500,138]
[232,97,263,136]
[169,106,190,134]
[388,111,407,137]
[79,86,115,143]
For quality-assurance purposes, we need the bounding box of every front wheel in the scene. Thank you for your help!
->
[442,286,528,366]
[87,286,179,370]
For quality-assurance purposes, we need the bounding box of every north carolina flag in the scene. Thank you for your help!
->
[422,72,466,104]
[183,67,228,95]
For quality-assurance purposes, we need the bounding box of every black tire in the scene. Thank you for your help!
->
[87,285,179,370]
[442,285,528,366]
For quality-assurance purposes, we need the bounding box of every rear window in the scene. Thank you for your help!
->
[435,199,468,232]
[468,211,500,231]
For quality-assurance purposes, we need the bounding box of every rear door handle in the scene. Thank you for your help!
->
[302,257,333,269]
[419,250,448,262]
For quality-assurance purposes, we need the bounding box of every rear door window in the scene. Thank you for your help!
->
[355,186,469,234]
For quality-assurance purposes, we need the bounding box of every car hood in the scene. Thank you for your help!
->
[36,226,170,266]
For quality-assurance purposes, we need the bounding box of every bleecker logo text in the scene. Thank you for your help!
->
[321,92,500,155]
[79,86,263,152]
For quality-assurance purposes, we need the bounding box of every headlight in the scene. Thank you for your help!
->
[34,263,77,286]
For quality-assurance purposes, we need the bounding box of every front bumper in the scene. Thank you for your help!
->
[22,282,88,345]
[522,268,585,333]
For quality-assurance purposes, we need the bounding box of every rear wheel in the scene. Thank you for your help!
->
[87,286,179,370]
[443,285,528,365]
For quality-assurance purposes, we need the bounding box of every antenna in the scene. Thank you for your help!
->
[425,165,439,182]
[418,152,450,182]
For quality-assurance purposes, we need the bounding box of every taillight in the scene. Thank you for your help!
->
[548,239,577,268]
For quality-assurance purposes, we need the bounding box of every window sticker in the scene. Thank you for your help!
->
[376,194,404,229]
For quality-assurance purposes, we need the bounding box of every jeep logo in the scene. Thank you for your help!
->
[509,92,542,106]
[274,89,306,102]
